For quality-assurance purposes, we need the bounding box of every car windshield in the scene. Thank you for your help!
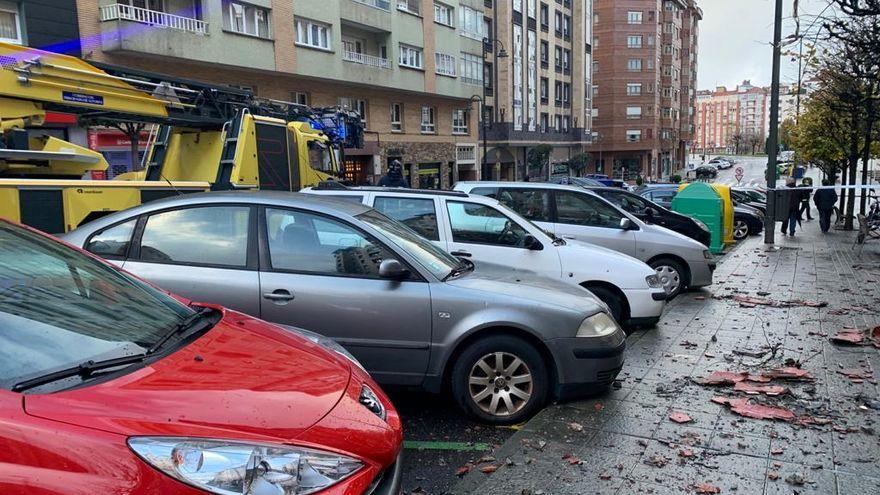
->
[307,139,335,173]
[356,210,460,279]
[0,222,194,390]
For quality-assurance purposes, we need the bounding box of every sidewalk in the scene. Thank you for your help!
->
[453,224,880,495]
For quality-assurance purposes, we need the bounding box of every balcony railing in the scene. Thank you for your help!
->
[461,76,482,86]
[352,0,391,10]
[342,50,390,69]
[456,145,477,163]
[100,3,207,35]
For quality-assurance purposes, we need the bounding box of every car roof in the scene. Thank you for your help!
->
[456,181,599,193]
[311,185,469,198]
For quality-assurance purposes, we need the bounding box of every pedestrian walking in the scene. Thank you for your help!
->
[377,160,410,188]
[813,180,838,234]
[781,178,801,236]
[798,177,813,221]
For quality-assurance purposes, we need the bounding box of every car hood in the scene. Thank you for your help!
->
[23,308,352,443]
[558,239,655,288]
[447,262,607,314]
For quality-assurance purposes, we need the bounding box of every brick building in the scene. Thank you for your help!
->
[69,0,485,188]
[694,80,769,155]
[591,0,701,181]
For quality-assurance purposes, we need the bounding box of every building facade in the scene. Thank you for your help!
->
[481,0,593,181]
[694,80,769,155]
[70,0,485,188]
[591,0,700,181]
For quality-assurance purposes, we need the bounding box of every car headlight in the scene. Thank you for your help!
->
[128,437,363,495]
[693,218,709,232]
[359,384,387,421]
[576,312,620,337]
[646,274,663,289]
[703,250,712,260]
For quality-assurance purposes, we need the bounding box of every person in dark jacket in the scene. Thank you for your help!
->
[378,160,410,188]
[781,178,801,236]
[798,177,814,221]
[813,180,838,233]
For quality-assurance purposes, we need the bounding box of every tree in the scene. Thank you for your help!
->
[790,94,849,181]
[526,144,553,180]
[110,122,146,172]
[568,153,591,176]
[779,118,796,150]
[728,132,744,155]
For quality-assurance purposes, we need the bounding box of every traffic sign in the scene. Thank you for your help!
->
[734,167,744,185]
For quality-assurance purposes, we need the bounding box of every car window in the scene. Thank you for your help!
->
[600,192,652,215]
[373,197,440,241]
[497,189,553,222]
[265,208,395,278]
[86,219,137,259]
[446,201,530,248]
[139,206,250,267]
[468,187,498,199]
[325,194,364,204]
[555,191,626,229]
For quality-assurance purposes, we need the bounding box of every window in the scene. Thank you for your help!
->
[562,116,570,132]
[563,15,571,38]
[598,191,652,216]
[86,220,137,259]
[434,2,454,26]
[540,113,549,132]
[265,208,394,277]
[555,115,562,131]
[540,40,549,64]
[626,129,642,142]
[398,0,421,15]
[540,78,549,100]
[554,11,562,34]
[373,197,440,240]
[399,44,424,69]
[0,1,21,44]
[554,46,562,69]
[459,5,483,40]
[562,48,571,71]
[139,207,250,267]
[390,103,403,132]
[292,92,310,106]
[339,98,367,125]
[436,52,457,76]
[627,58,642,71]
[627,35,642,48]
[446,202,531,248]
[540,3,549,27]
[497,189,552,222]
[562,82,571,103]
[420,106,436,133]
[627,11,643,24]
[460,52,483,85]
[452,109,469,134]
[555,81,563,103]
[626,106,642,119]
[555,192,626,228]
[626,83,642,96]
[225,1,271,39]
[295,17,329,49]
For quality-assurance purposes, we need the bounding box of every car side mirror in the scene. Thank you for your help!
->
[523,234,543,250]
[378,259,410,280]
[620,218,633,230]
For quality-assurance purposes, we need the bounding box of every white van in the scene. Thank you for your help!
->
[303,187,667,327]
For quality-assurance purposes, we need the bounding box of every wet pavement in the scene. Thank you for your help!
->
[451,219,880,494]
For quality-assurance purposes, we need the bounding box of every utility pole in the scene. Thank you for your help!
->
[764,0,783,244]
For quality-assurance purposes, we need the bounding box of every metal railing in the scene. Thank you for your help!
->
[100,3,208,35]
[461,76,482,86]
[342,51,390,69]
[351,0,391,10]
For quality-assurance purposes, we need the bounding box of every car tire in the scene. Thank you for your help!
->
[733,218,750,241]
[649,257,687,298]
[584,285,626,325]
[451,335,549,425]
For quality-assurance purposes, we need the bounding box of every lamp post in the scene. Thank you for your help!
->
[764,0,783,244]
[481,37,508,180]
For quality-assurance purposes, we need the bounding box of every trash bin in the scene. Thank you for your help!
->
[708,184,736,245]
[793,166,805,179]
[671,182,725,254]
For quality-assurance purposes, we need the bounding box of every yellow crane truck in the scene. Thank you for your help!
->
[0,42,363,233]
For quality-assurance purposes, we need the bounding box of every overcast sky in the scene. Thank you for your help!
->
[696,0,831,91]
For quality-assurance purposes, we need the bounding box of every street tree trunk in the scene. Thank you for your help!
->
[844,126,861,230]
[859,114,875,214]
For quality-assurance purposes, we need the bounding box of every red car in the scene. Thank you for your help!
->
[0,219,403,495]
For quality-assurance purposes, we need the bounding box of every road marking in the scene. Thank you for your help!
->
[403,440,492,452]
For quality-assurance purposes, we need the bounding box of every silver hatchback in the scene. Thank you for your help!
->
[62,191,626,424]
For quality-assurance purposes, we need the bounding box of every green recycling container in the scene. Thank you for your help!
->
[670,182,725,254]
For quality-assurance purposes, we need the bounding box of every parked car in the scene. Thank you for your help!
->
[551,176,606,187]
[62,191,626,424]
[585,186,712,247]
[695,165,719,179]
[730,188,767,214]
[0,218,403,494]
[455,182,716,298]
[708,158,734,169]
[303,186,667,326]
[583,174,627,188]
[635,185,764,241]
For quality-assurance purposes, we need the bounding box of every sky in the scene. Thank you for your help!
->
[696,0,831,91]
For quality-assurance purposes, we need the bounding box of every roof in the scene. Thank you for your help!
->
[456,181,590,193]
[111,190,372,217]
[312,185,469,198]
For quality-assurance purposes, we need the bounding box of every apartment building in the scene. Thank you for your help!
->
[694,80,769,154]
[481,0,593,181]
[592,0,700,180]
[72,0,485,188]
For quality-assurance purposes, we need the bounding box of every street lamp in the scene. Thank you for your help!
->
[481,37,508,180]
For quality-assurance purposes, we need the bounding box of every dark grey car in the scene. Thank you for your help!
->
[61,191,626,424]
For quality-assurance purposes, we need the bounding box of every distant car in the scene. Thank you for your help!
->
[730,188,766,214]
[62,191,626,424]
[457,182,716,298]
[1,218,404,495]
[583,174,627,188]
[708,158,733,170]
[552,176,606,187]
[695,165,718,179]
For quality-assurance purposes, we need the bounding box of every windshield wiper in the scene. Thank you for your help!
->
[443,259,474,282]
[11,307,213,393]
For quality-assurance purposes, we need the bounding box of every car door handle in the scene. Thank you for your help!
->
[263,290,295,301]
[451,250,472,257]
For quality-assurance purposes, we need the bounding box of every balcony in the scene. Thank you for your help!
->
[456,145,477,164]
[351,0,390,10]
[99,3,207,35]
[342,50,390,69]
[482,123,586,143]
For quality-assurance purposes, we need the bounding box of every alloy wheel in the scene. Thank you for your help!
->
[655,265,681,295]
[733,220,749,240]
[468,352,533,417]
